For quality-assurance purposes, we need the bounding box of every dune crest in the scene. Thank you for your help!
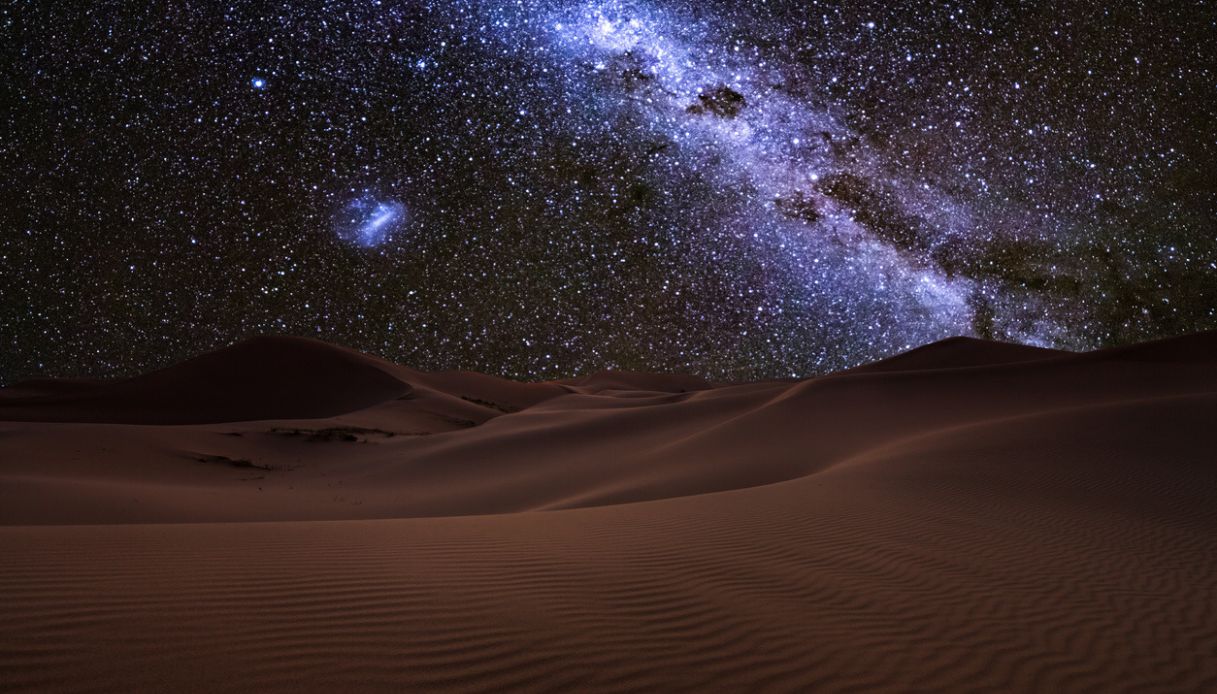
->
[0,336,413,424]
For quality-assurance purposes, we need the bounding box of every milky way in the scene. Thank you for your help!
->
[543,1,982,351]
[2,0,1215,383]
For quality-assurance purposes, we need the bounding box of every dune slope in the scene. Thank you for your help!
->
[2,332,1215,692]
[0,336,414,424]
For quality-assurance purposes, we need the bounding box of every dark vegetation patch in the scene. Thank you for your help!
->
[434,414,479,428]
[195,454,274,471]
[270,426,403,442]
[459,395,519,413]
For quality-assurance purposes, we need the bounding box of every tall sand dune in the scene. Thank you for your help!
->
[0,336,413,424]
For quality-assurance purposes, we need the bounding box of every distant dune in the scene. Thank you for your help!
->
[2,333,1216,691]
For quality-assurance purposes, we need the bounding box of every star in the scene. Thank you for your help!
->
[2,0,1213,384]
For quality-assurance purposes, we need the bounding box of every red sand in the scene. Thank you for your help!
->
[2,333,1216,691]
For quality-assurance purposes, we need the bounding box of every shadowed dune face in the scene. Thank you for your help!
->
[847,335,1069,373]
[0,336,415,424]
[1,332,1216,692]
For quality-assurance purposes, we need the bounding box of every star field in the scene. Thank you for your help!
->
[2,0,1215,383]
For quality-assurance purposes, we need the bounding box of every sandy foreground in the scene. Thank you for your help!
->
[2,334,1215,692]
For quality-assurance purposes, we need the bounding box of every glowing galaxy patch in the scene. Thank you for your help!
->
[335,197,407,248]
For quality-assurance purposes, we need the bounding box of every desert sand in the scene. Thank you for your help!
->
[2,333,1215,692]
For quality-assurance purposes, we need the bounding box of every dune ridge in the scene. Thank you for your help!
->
[0,336,414,424]
[2,332,1215,692]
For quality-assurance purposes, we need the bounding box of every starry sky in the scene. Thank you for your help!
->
[2,0,1215,383]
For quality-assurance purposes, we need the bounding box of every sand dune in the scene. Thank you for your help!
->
[2,333,1216,691]
[0,337,414,424]
[849,335,1068,372]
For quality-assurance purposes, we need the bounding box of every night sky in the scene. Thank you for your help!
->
[3,0,1215,384]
